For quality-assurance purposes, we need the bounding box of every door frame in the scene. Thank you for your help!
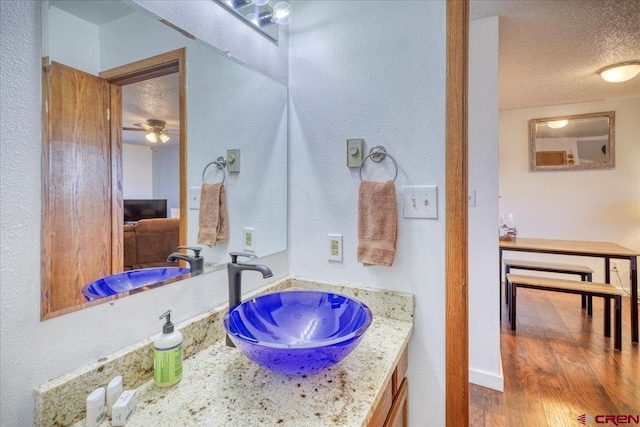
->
[445,0,469,425]
[100,48,188,265]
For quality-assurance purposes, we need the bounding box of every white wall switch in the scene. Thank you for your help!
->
[468,189,476,207]
[403,186,438,219]
[328,234,343,261]
[243,227,256,252]
[189,187,201,210]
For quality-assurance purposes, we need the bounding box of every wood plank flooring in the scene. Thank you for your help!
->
[470,287,639,427]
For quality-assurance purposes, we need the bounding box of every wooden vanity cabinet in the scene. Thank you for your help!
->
[368,346,409,427]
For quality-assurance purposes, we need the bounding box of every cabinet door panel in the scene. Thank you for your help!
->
[368,378,393,427]
[385,378,408,427]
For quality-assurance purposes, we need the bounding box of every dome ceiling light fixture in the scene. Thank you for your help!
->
[547,119,569,129]
[597,60,640,83]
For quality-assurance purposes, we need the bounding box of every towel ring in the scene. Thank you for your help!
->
[202,156,227,185]
[359,146,398,183]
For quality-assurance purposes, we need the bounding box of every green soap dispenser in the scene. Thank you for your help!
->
[154,310,183,387]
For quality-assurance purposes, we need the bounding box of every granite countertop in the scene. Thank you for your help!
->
[36,278,414,427]
[88,316,411,426]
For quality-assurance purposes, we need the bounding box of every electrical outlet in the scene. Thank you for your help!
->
[611,260,620,271]
[243,227,255,252]
[328,234,343,262]
[189,187,201,210]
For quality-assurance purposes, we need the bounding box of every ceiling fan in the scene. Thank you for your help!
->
[123,119,178,144]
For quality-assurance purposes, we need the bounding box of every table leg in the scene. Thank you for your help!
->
[631,256,638,343]
[510,281,517,331]
[586,273,593,316]
[604,296,611,338]
[499,248,503,321]
[615,295,622,350]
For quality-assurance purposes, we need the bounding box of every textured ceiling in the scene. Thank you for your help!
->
[122,73,180,146]
[471,0,640,110]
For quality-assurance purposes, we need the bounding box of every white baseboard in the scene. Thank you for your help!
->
[469,361,504,392]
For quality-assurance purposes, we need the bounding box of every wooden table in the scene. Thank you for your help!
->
[499,237,639,343]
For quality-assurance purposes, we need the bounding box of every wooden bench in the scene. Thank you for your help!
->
[504,259,594,314]
[506,274,624,350]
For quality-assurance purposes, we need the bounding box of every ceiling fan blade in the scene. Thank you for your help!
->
[122,127,147,132]
[133,122,153,130]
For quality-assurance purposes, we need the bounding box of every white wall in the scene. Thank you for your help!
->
[288,1,446,425]
[123,143,153,199]
[499,96,640,291]
[48,5,100,75]
[186,39,288,264]
[131,0,288,85]
[153,144,180,212]
[0,1,289,425]
[100,8,289,263]
[469,16,502,391]
[99,11,191,71]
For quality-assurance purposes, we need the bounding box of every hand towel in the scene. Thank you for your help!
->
[357,180,397,266]
[197,182,229,245]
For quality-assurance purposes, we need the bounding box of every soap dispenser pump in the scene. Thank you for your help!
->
[154,310,183,388]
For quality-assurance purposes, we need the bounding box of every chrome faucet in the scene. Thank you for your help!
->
[167,246,204,277]
[226,252,273,347]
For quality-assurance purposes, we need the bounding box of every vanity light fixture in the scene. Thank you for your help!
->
[547,119,568,129]
[216,0,292,42]
[598,60,640,83]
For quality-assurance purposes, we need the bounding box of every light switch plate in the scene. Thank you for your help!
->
[468,189,476,207]
[227,149,240,173]
[403,186,438,219]
[189,187,201,210]
[328,234,343,262]
[243,227,256,252]
[347,139,364,168]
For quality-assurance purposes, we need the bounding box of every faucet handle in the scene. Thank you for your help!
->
[178,246,203,258]
[229,252,257,263]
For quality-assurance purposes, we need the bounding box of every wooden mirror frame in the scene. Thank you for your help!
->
[529,111,615,171]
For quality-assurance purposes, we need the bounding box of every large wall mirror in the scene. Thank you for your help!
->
[529,111,615,171]
[41,0,287,319]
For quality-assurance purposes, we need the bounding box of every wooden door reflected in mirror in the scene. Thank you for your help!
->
[41,49,186,319]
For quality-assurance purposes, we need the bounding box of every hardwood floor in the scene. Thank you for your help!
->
[470,287,640,427]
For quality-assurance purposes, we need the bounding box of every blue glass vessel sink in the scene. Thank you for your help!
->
[224,290,373,376]
[81,267,190,301]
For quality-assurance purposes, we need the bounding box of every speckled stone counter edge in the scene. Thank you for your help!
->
[34,277,414,426]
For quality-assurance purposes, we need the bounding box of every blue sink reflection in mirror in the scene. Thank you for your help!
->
[81,267,190,301]
[224,290,373,376]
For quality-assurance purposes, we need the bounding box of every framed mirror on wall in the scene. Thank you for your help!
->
[529,111,615,171]
[41,0,287,319]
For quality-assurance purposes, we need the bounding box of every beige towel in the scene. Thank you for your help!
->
[357,180,397,266]
[197,183,229,245]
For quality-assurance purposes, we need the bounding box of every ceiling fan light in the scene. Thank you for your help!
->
[159,133,170,143]
[145,131,158,143]
[598,61,640,83]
